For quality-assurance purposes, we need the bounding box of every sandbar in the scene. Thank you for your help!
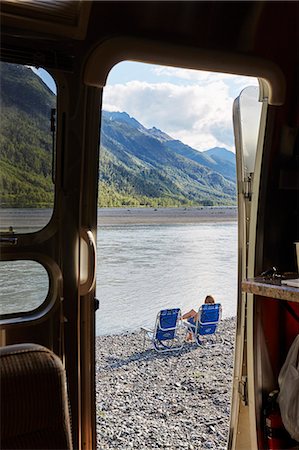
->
[98,206,237,226]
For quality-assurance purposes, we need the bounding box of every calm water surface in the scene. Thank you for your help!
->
[0,209,237,335]
[97,222,237,335]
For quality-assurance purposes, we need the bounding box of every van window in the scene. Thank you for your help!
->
[0,260,49,316]
[0,62,56,233]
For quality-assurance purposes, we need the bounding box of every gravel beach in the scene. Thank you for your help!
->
[96,317,236,450]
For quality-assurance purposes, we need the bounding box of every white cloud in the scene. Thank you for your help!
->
[152,66,258,89]
[102,73,258,151]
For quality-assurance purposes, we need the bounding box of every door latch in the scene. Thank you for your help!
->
[238,376,248,405]
[242,176,252,201]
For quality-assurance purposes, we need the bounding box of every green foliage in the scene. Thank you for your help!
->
[100,112,236,207]
[98,180,202,208]
[0,62,55,208]
[0,160,53,207]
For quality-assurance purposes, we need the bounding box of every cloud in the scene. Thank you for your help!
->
[103,75,257,151]
[152,66,258,88]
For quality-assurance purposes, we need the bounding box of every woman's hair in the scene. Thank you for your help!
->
[204,295,215,304]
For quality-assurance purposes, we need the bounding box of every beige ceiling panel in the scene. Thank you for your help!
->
[1,0,91,39]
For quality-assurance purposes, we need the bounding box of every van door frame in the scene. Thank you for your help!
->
[82,37,282,450]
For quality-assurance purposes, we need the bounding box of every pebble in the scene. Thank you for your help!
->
[96,317,236,449]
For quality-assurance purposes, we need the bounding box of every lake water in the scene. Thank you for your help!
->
[96,222,237,335]
[0,209,237,335]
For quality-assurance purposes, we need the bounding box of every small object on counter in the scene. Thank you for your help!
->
[261,267,278,277]
[281,279,299,288]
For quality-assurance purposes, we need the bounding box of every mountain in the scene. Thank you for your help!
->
[100,111,236,206]
[0,62,55,207]
[0,62,236,207]
[203,147,236,181]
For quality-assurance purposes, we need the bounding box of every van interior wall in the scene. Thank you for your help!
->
[257,298,299,449]
[260,298,299,378]
[263,187,299,273]
[255,90,298,444]
[256,77,299,444]
[260,92,298,272]
[4,312,61,355]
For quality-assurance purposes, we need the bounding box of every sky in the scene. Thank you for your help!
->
[35,61,258,152]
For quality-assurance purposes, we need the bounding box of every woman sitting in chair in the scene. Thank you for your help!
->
[182,295,215,341]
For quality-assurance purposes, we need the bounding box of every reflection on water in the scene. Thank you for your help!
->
[96,222,237,335]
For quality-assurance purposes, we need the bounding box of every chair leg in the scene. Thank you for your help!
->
[195,333,219,346]
[140,327,153,350]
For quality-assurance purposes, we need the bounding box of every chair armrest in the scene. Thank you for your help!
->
[182,321,196,329]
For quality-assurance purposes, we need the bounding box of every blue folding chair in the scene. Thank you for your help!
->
[185,303,222,346]
[141,308,186,352]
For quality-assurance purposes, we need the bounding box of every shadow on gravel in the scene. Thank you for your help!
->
[96,320,236,449]
[103,341,225,371]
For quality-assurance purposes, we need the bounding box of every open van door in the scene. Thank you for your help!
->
[228,85,268,449]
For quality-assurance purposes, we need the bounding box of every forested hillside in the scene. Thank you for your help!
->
[0,62,237,208]
[0,62,55,207]
[99,111,236,207]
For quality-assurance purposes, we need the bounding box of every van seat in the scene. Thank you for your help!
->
[0,343,72,450]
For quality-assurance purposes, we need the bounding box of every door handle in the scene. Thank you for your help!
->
[80,229,96,295]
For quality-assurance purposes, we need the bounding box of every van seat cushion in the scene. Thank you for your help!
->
[0,343,72,450]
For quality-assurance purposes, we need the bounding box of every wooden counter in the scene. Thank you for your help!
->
[242,278,299,303]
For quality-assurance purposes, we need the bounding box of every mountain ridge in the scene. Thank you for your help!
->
[100,110,236,206]
[103,110,236,180]
[0,62,236,207]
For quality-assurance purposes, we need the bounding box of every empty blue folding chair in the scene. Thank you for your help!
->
[142,308,186,352]
[185,303,222,346]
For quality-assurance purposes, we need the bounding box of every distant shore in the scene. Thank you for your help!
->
[98,206,237,226]
[1,206,237,233]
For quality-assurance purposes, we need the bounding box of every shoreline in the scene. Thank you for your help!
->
[1,206,237,231]
[98,206,237,226]
[96,317,236,449]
